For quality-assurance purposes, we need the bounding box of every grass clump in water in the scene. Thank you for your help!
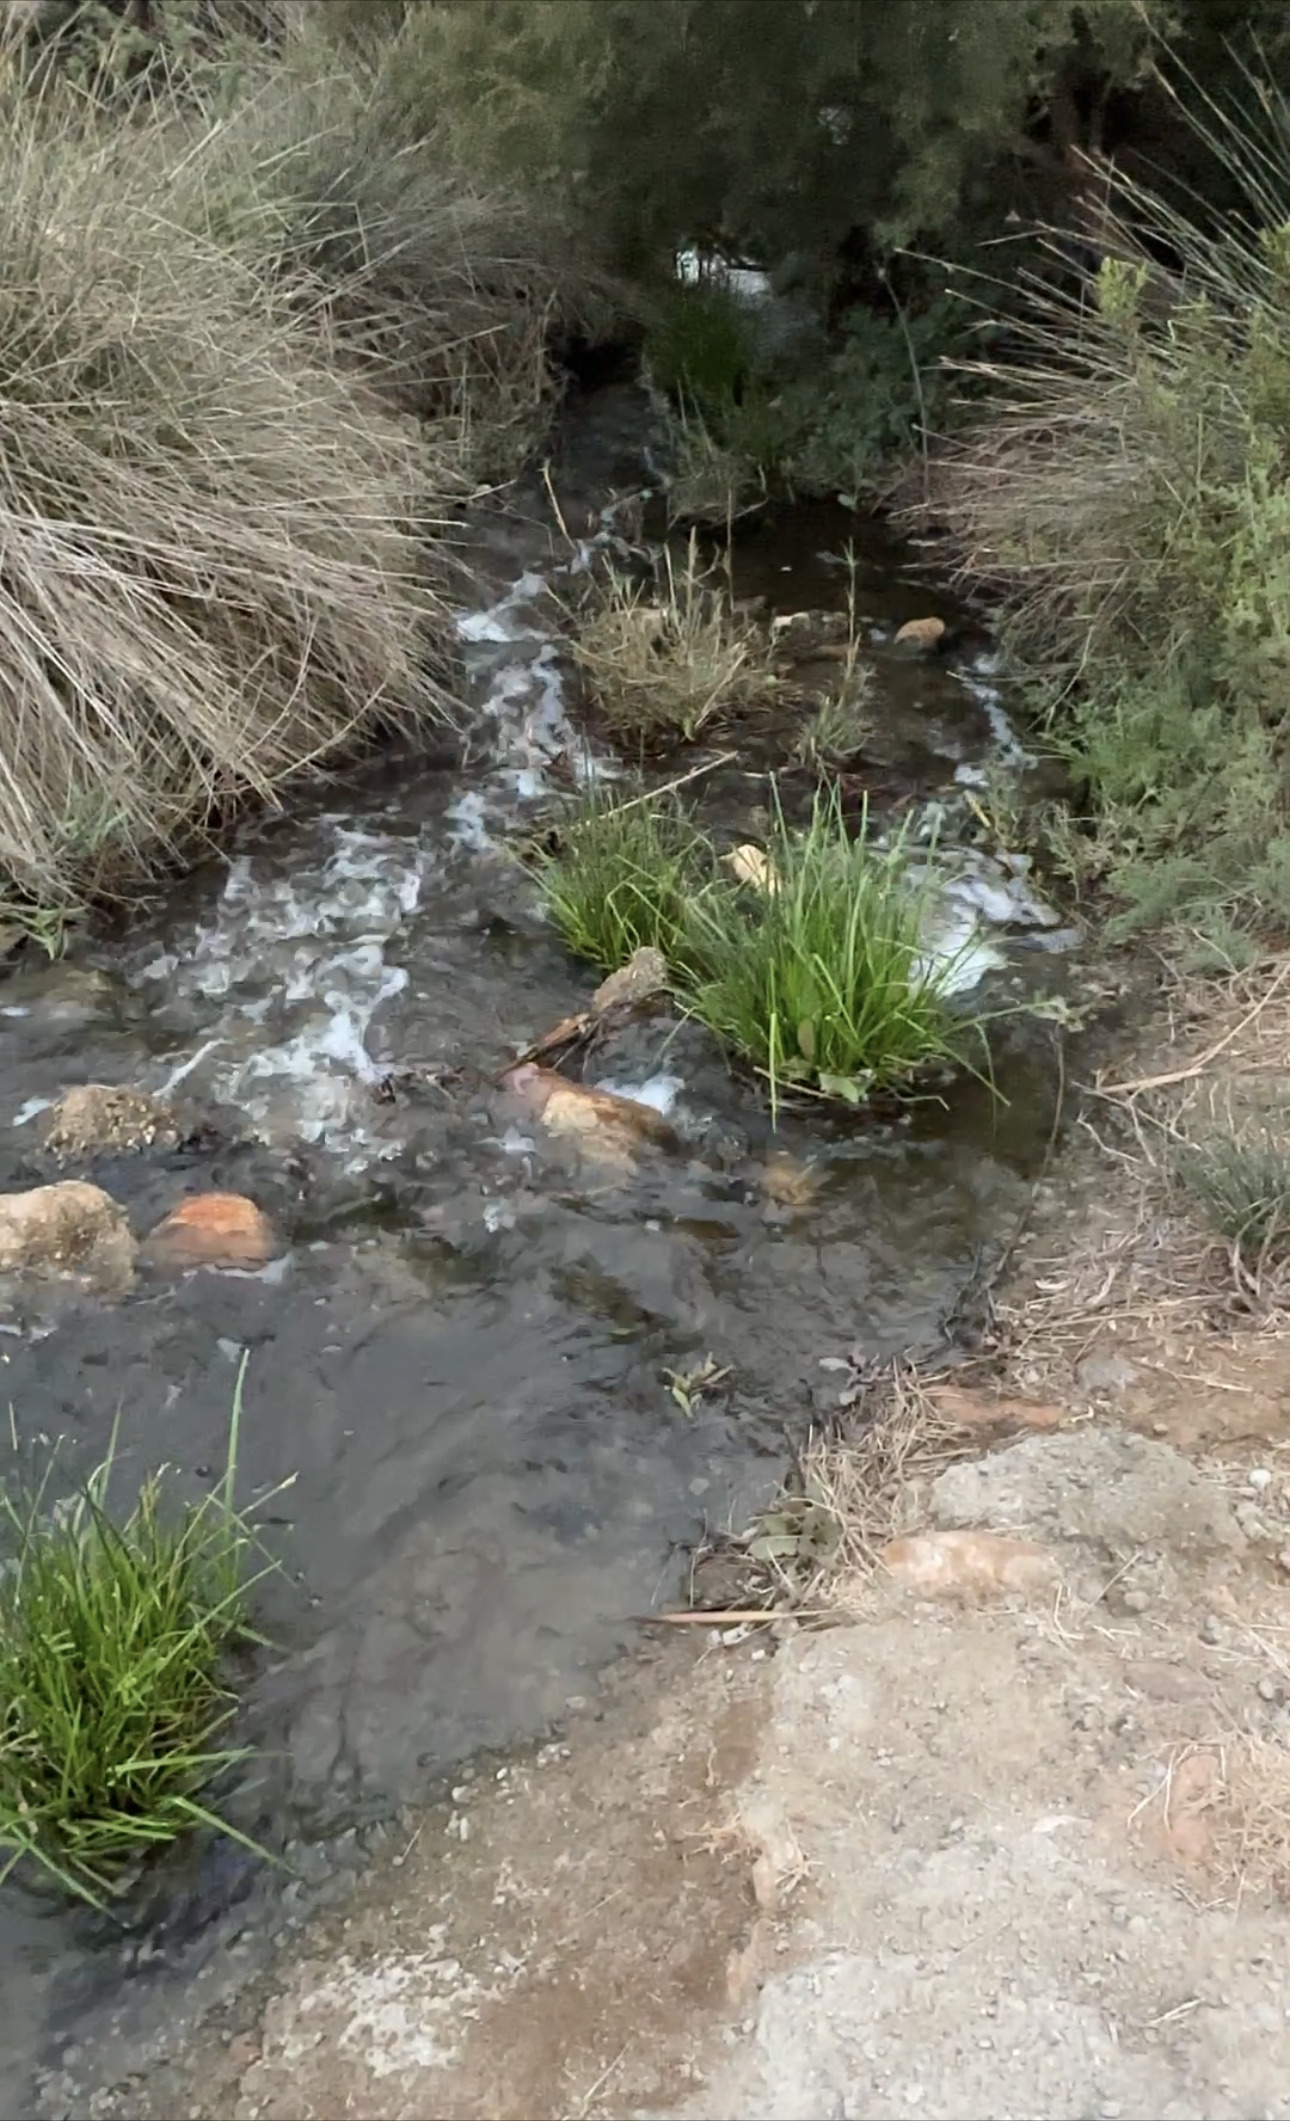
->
[1175,1128,1290,1263]
[685,786,978,1114]
[538,780,985,1116]
[570,533,777,746]
[534,786,709,977]
[0,1369,273,1906]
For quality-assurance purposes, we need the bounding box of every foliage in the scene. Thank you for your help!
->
[569,534,777,745]
[931,65,1290,951]
[1175,1127,1290,1260]
[0,1367,273,1906]
[399,0,1169,290]
[538,782,987,1116]
[534,788,709,977]
[683,786,982,1115]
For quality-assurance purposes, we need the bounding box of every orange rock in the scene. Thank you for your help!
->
[146,1192,279,1269]
[928,1382,1064,1433]
[502,1063,678,1165]
[878,1528,1058,1599]
[893,615,947,652]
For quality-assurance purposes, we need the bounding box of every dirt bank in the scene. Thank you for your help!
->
[33,974,1290,2121]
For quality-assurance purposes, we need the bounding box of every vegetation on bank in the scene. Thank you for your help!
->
[933,72,1290,963]
[537,784,983,1114]
[0,2,588,938]
[0,1375,272,1905]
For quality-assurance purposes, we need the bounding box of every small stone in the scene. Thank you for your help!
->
[0,1179,136,1293]
[1249,1467,1273,1492]
[42,1083,178,1160]
[1257,1676,1279,1703]
[145,1192,280,1270]
[1121,1587,1151,1613]
[894,615,948,653]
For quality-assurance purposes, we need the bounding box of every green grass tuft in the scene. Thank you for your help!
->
[0,1361,276,1906]
[684,786,979,1115]
[1175,1128,1290,1260]
[535,780,987,1117]
[533,785,709,977]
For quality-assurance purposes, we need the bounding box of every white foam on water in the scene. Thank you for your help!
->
[594,1074,684,1117]
[956,655,1031,765]
[908,837,1070,997]
[138,823,426,1155]
[11,1095,54,1127]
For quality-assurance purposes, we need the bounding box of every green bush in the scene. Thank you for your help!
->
[533,788,709,976]
[684,787,982,1114]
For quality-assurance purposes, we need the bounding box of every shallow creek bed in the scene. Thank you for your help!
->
[0,385,1087,2110]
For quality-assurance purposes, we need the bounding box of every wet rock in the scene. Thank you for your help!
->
[879,1529,1059,1599]
[0,1179,136,1292]
[893,615,948,654]
[501,1063,679,1165]
[145,1191,281,1270]
[591,945,669,1015]
[930,1428,1244,1560]
[42,1084,179,1160]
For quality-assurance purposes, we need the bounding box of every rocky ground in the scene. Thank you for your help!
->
[32,964,1290,2121]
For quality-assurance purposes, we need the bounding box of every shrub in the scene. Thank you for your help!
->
[0,56,448,919]
[683,786,983,1114]
[0,1374,271,1905]
[930,69,1290,948]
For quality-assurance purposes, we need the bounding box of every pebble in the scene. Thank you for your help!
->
[1249,1467,1273,1491]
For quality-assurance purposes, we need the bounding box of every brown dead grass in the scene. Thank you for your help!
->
[568,534,779,747]
[691,1363,980,1618]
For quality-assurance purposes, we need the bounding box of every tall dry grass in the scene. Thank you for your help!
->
[0,9,596,923]
[0,65,449,914]
[160,16,604,467]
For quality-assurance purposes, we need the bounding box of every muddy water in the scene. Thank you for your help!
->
[0,389,1076,2109]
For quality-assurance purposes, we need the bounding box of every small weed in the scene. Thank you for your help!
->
[570,532,775,745]
[790,545,873,766]
[0,1360,279,1905]
[1175,1129,1290,1260]
[684,784,986,1116]
[534,787,709,976]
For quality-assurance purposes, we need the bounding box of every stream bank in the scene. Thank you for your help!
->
[1,380,1091,2113]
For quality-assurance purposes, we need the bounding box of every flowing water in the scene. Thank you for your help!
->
[0,386,1081,2110]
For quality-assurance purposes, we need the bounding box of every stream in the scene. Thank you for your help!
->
[0,383,1081,2112]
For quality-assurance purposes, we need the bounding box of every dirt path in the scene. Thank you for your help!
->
[52,965,1290,2121]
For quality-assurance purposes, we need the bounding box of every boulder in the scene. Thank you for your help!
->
[43,1083,179,1160]
[145,1192,280,1270]
[0,1180,136,1293]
